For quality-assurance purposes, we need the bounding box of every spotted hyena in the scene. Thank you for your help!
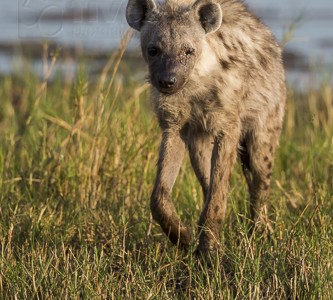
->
[126,0,286,255]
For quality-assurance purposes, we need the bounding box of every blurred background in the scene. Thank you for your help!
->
[1,0,333,90]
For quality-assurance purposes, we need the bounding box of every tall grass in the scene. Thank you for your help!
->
[0,38,332,298]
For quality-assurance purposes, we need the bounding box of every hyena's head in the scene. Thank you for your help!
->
[126,0,222,94]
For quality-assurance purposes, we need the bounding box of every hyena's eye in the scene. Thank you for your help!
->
[185,48,195,56]
[148,47,160,57]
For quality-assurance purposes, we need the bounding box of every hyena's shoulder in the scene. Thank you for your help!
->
[199,0,284,86]
[216,0,282,59]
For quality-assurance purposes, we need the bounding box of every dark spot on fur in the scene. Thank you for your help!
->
[210,86,219,99]
[238,40,246,53]
[217,218,223,225]
[206,87,223,108]
[264,156,269,162]
[264,184,270,190]
[228,55,239,64]
[269,146,273,153]
[218,33,232,51]
[265,46,277,57]
[267,172,272,179]
[228,55,234,61]
[267,162,272,169]
[220,59,231,70]
[257,50,268,68]
[225,43,232,51]
[214,205,220,214]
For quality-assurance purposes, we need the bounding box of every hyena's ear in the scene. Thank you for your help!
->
[126,0,157,31]
[193,0,222,34]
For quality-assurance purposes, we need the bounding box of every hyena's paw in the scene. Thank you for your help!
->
[194,229,221,265]
[193,246,222,269]
[151,200,192,247]
[164,218,191,248]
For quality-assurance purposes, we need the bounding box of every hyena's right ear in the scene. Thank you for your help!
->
[193,0,222,34]
[126,0,157,31]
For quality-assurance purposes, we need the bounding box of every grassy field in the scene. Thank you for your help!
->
[0,40,333,299]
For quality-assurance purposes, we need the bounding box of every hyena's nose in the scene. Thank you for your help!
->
[158,74,177,90]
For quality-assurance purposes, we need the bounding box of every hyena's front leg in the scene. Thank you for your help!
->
[197,133,239,254]
[151,130,191,247]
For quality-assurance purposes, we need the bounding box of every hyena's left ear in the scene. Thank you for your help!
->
[193,0,222,34]
[126,0,157,32]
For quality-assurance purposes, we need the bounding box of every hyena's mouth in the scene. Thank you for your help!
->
[152,78,188,95]
[156,86,182,95]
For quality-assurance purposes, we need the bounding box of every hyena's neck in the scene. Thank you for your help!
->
[193,40,220,79]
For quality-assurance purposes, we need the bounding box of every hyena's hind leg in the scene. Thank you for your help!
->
[188,133,214,201]
[240,129,280,230]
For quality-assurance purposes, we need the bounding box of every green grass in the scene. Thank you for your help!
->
[0,41,333,299]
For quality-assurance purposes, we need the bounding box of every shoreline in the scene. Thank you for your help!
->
[0,40,331,91]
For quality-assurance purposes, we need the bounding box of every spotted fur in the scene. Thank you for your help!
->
[126,0,286,255]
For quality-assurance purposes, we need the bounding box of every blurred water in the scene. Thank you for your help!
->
[1,0,128,50]
[250,0,333,66]
[1,0,333,85]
